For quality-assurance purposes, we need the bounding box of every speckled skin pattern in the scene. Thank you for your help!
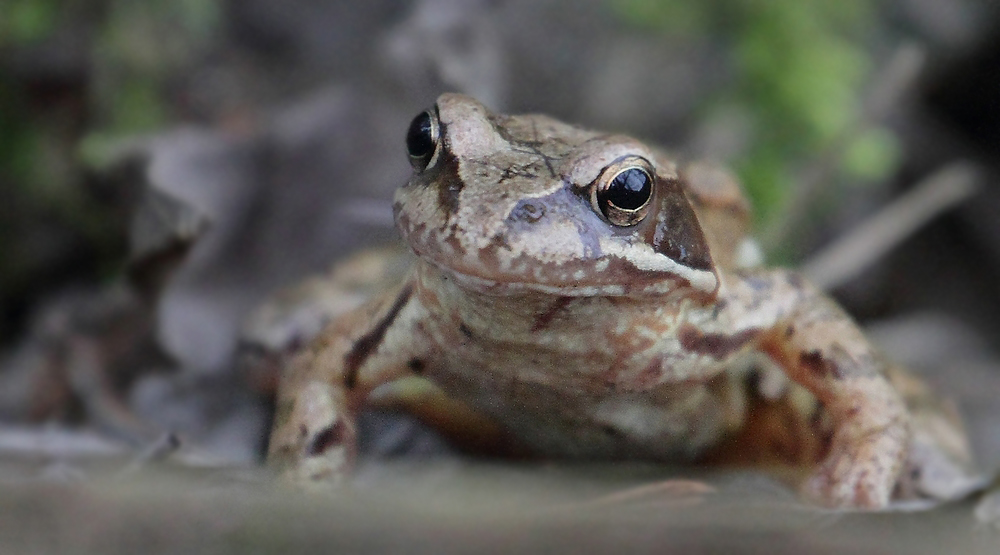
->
[267,94,974,509]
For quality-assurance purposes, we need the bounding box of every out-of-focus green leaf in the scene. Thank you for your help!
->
[1,0,58,44]
[736,146,791,226]
[610,0,712,34]
[113,78,168,133]
[609,0,896,247]
[842,127,902,182]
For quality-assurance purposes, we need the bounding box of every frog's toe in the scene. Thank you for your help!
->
[298,419,356,483]
[801,424,909,510]
[800,435,910,510]
[802,460,893,510]
[267,381,356,486]
[271,418,357,486]
[899,438,984,503]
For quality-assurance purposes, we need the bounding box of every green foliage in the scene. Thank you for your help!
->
[0,0,221,317]
[843,126,901,182]
[611,0,898,243]
[0,79,34,187]
[0,0,59,45]
[94,0,221,135]
[610,1,712,33]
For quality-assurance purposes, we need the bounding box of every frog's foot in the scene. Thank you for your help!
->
[801,417,908,510]
[268,380,357,486]
[899,440,984,505]
[887,363,983,503]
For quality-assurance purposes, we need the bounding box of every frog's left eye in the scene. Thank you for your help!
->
[406,109,440,171]
[592,156,654,226]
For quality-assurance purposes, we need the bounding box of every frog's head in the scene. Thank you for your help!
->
[394,93,718,297]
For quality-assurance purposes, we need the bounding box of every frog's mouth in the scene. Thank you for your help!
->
[416,244,719,298]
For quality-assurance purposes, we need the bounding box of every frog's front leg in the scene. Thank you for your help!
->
[266,279,431,485]
[724,270,910,509]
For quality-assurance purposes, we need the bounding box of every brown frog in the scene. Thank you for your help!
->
[266,93,976,509]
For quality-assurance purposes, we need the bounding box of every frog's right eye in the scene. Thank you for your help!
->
[406,109,440,171]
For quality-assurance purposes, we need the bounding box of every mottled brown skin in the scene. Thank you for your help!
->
[267,94,974,509]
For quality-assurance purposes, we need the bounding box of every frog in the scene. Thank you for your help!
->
[266,93,977,509]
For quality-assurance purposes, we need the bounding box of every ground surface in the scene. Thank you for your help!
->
[1,458,998,555]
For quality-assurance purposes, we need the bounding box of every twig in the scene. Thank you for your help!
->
[801,162,980,290]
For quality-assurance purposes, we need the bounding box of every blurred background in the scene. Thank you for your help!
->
[2,0,1000,551]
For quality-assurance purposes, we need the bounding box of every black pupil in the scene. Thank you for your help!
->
[406,111,435,160]
[605,168,651,209]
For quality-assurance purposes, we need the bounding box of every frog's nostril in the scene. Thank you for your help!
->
[512,201,545,223]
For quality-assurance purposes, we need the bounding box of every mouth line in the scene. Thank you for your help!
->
[423,259,690,297]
